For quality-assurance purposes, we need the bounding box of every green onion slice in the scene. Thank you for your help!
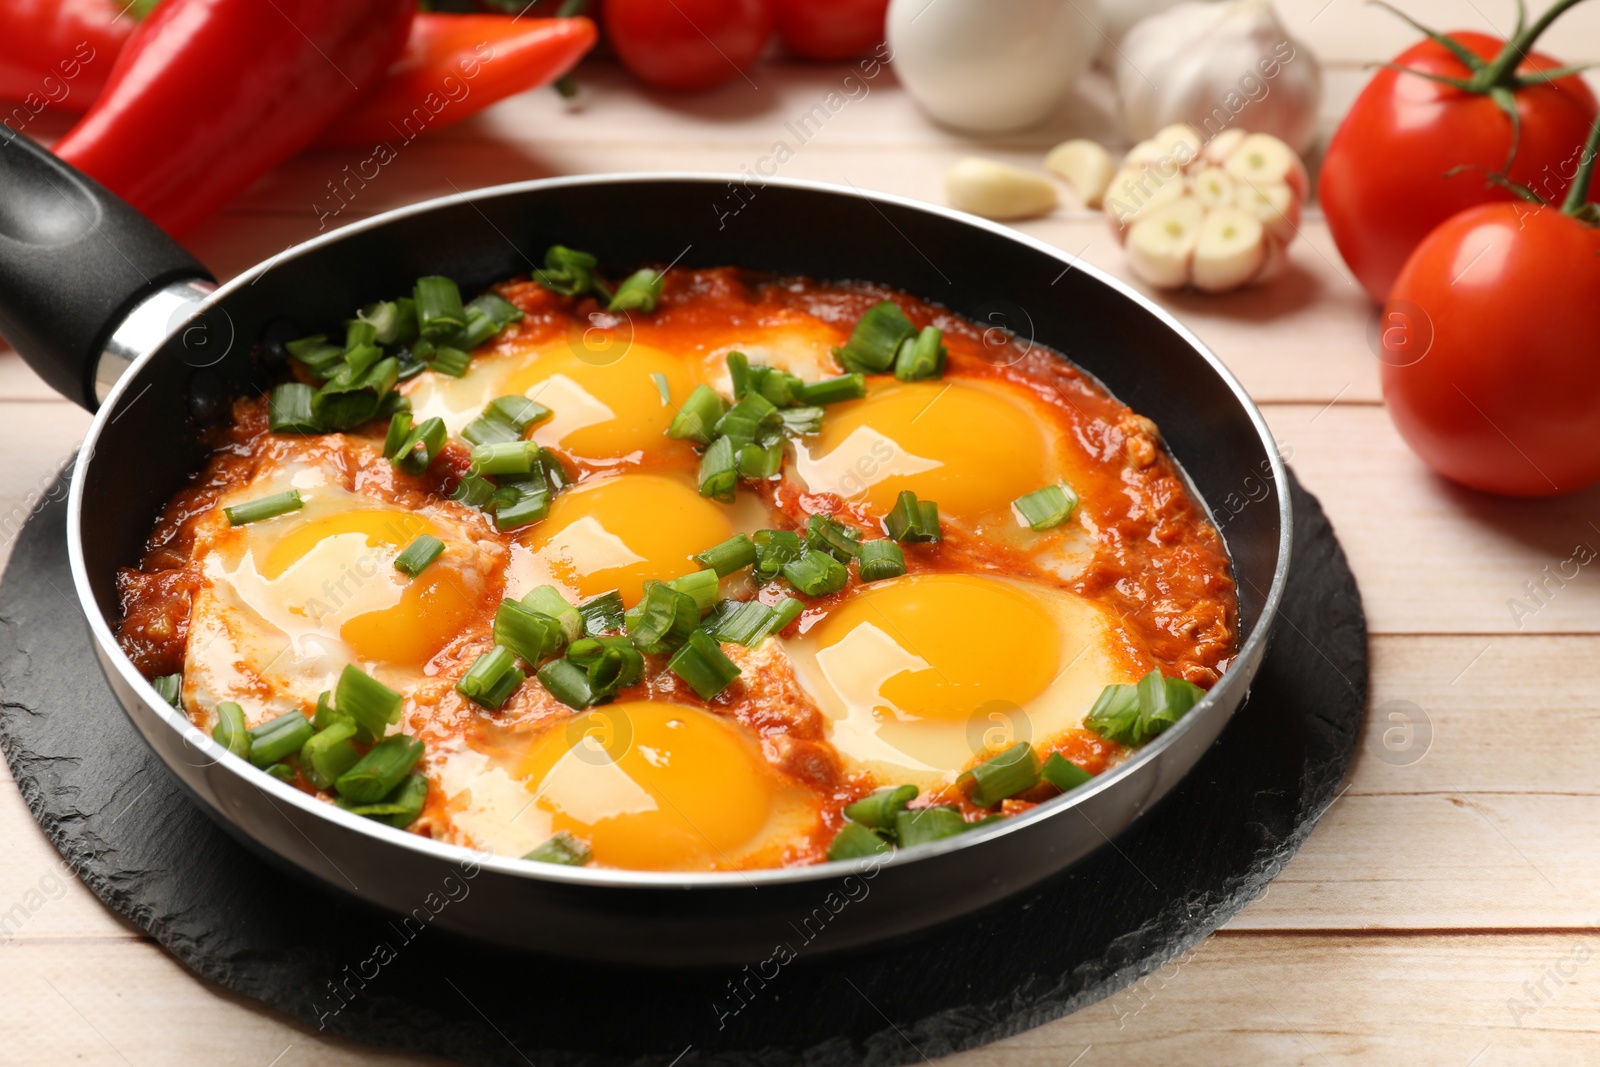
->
[893,325,947,382]
[341,772,428,828]
[667,630,741,700]
[781,548,848,597]
[470,440,539,476]
[1085,670,1206,747]
[394,416,446,476]
[625,581,699,653]
[737,442,783,480]
[537,657,596,709]
[606,268,664,313]
[463,395,551,446]
[336,664,403,740]
[714,393,781,450]
[524,585,584,641]
[414,275,466,339]
[247,710,314,769]
[211,701,249,758]
[300,718,361,791]
[698,436,738,503]
[269,382,320,434]
[694,533,758,577]
[1041,752,1094,792]
[885,491,941,543]
[844,784,918,829]
[668,384,726,445]
[394,534,445,577]
[958,741,1043,807]
[893,806,971,848]
[151,673,182,708]
[533,245,604,298]
[468,291,524,328]
[451,473,497,509]
[336,734,425,804]
[827,822,892,861]
[856,540,906,582]
[494,599,567,665]
[834,300,915,374]
[425,345,472,377]
[753,529,805,581]
[224,490,303,527]
[667,568,720,614]
[577,590,625,635]
[1013,483,1080,531]
[795,372,867,406]
[456,646,525,710]
[805,513,862,561]
[778,406,824,436]
[524,830,592,866]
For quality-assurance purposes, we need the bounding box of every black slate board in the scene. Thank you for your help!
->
[0,466,1365,1067]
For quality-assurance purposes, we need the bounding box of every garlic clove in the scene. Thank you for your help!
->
[1235,179,1297,244]
[945,157,1059,219]
[1045,139,1117,208]
[1203,127,1249,166]
[1222,132,1298,187]
[1253,235,1288,285]
[1191,167,1235,209]
[1151,123,1205,167]
[1104,164,1187,232]
[1192,206,1266,293]
[1126,196,1204,288]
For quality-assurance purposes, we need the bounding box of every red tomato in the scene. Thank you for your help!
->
[773,0,887,60]
[1379,202,1600,496]
[602,0,773,91]
[1320,31,1597,304]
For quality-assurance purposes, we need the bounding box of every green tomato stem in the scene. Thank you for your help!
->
[1561,115,1600,220]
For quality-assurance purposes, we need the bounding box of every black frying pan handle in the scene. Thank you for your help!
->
[0,128,213,410]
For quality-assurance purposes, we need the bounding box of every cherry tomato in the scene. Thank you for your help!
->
[1379,202,1600,496]
[1321,31,1597,304]
[602,0,773,91]
[773,0,887,60]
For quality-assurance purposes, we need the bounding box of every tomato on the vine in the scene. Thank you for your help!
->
[1320,2,1597,304]
[602,0,773,91]
[773,0,887,60]
[1379,138,1600,497]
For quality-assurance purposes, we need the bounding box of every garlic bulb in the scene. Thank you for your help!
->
[1090,0,1186,62]
[888,0,1101,133]
[1115,0,1322,156]
[1103,123,1307,292]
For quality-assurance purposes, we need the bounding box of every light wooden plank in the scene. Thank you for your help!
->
[0,402,91,577]
[1280,0,1600,64]
[0,783,143,944]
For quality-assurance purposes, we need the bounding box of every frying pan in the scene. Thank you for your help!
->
[0,129,1291,966]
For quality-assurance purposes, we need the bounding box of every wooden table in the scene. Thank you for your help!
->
[4,3,1600,1062]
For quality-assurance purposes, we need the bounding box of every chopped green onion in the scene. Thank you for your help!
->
[467,291,524,328]
[577,591,625,635]
[493,479,551,531]
[524,830,592,866]
[1041,752,1094,792]
[714,392,781,450]
[393,535,445,577]
[393,416,446,476]
[566,635,643,695]
[958,741,1042,807]
[667,630,741,700]
[827,822,892,860]
[698,436,738,502]
[383,411,414,459]
[463,395,550,446]
[335,734,424,804]
[1135,670,1205,742]
[695,533,758,577]
[1013,483,1079,531]
[345,319,378,350]
[494,599,566,665]
[454,305,500,350]
[524,585,584,641]
[894,806,970,848]
[650,372,671,404]
[753,529,805,581]
[341,772,428,828]
[885,490,941,543]
[359,299,415,344]
[741,364,804,407]
[1085,683,1142,745]
[313,690,353,735]
[704,599,771,646]
[287,333,341,371]
[805,513,862,561]
[451,473,497,509]
[470,440,539,476]
[625,581,699,653]
[778,406,825,436]
[844,784,918,829]
[856,540,906,582]
[607,268,663,313]
[414,275,466,340]
[151,673,182,708]
[247,710,314,768]
[668,568,720,614]
[766,596,804,635]
[342,342,382,378]
[537,657,597,709]
[225,490,303,527]
[668,384,726,445]
[737,442,784,479]
[264,762,298,783]
[726,351,752,397]
[269,383,320,434]
[425,345,472,377]
[781,548,849,597]
[533,245,604,298]
[211,702,249,759]
[835,300,915,374]
[336,664,403,740]
[456,646,525,710]
[796,373,867,406]
[377,390,410,419]
[312,356,399,429]
[893,325,947,382]
[300,718,360,791]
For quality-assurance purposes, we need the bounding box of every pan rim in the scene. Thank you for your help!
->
[66,172,1293,891]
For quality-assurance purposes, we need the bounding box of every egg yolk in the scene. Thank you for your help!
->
[807,573,1062,722]
[519,474,735,605]
[504,342,698,462]
[258,508,481,667]
[793,381,1053,520]
[518,702,776,871]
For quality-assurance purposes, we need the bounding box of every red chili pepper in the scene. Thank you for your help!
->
[53,0,414,236]
[314,14,597,149]
[0,0,134,117]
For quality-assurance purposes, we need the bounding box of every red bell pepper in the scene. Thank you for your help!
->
[313,14,597,149]
[0,0,135,117]
[53,0,414,236]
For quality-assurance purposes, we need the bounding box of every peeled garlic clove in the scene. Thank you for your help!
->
[1191,167,1235,209]
[1192,206,1266,293]
[945,157,1058,219]
[1223,132,1297,187]
[1104,164,1187,232]
[1126,196,1205,288]
[1236,179,1297,244]
[1151,123,1205,167]
[1045,139,1116,208]
[1203,127,1248,166]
